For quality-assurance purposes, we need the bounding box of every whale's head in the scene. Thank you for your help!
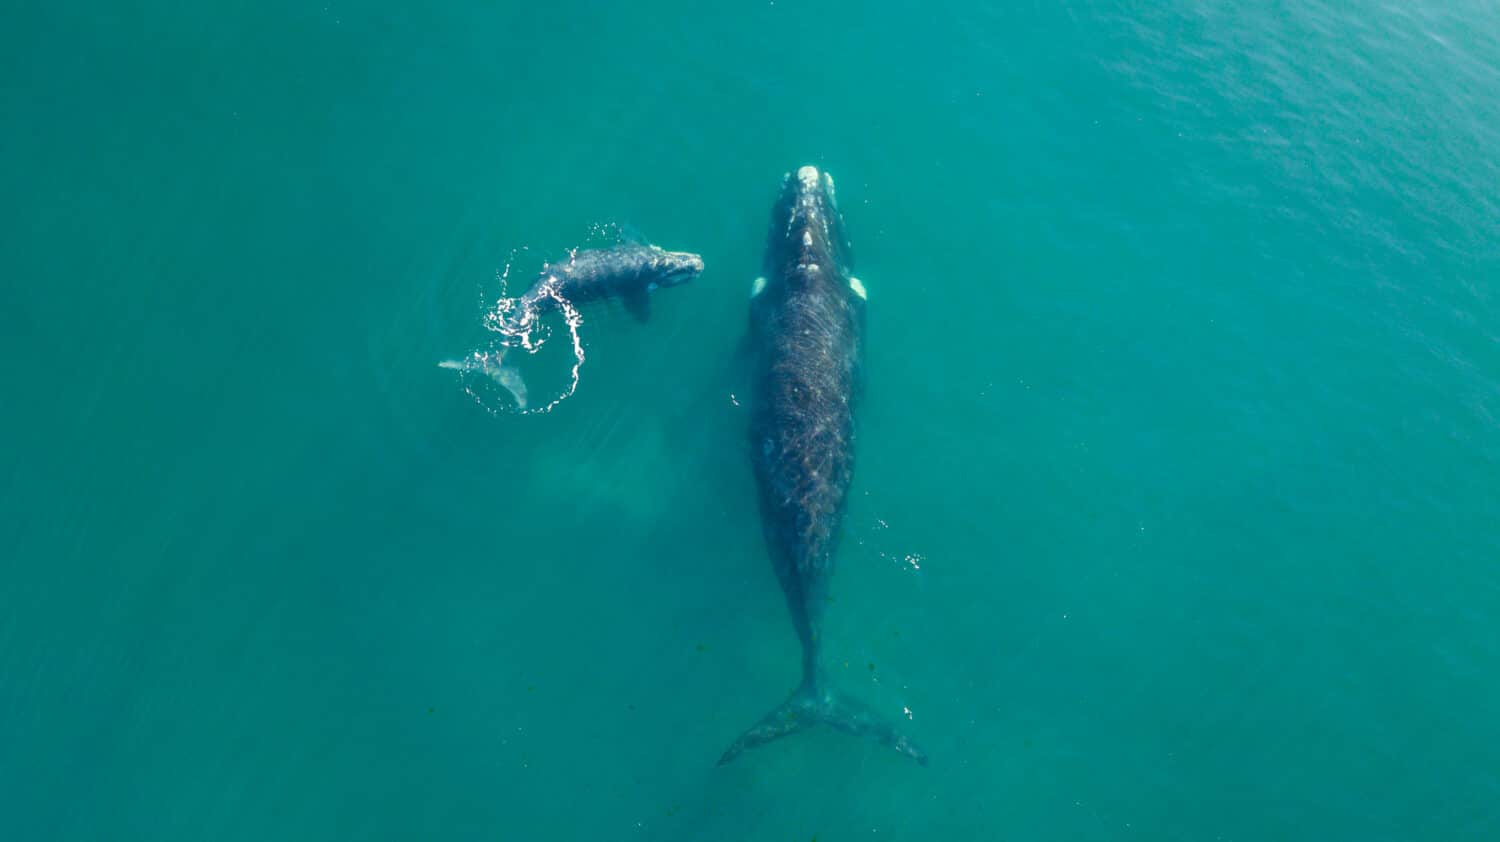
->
[647,246,705,287]
[764,165,851,286]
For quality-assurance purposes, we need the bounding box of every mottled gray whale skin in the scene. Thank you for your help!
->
[720,166,925,767]
[507,243,703,330]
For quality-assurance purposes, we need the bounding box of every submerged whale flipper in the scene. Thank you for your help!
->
[439,351,528,409]
[718,679,928,767]
[622,289,652,322]
[619,223,647,245]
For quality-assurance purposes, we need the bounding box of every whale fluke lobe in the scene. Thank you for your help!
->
[439,351,528,409]
[718,678,928,766]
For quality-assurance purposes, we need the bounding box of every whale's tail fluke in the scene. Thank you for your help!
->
[717,676,928,767]
[439,350,528,409]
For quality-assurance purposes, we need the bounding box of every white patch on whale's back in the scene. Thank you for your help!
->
[751,276,766,297]
[849,276,867,299]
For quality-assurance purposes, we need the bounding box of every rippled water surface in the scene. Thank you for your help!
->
[4,2,1499,839]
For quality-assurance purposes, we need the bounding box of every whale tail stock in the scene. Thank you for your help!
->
[438,349,529,409]
[717,673,928,767]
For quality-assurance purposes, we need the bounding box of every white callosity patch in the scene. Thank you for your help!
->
[751,276,766,297]
[849,276,867,299]
[797,165,819,189]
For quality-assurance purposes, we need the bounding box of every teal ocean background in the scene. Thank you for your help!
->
[5,2,1499,839]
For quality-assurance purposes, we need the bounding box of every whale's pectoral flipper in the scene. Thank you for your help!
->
[439,351,528,409]
[718,680,928,767]
[623,289,651,322]
[619,223,647,246]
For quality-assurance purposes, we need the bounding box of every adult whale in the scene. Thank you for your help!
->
[719,166,926,766]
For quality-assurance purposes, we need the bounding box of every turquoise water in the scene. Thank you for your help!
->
[5,1,1499,838]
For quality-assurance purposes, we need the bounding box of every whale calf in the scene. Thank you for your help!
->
[502,242,703,333]
[442,241,703,408]
[719,166,926,766]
